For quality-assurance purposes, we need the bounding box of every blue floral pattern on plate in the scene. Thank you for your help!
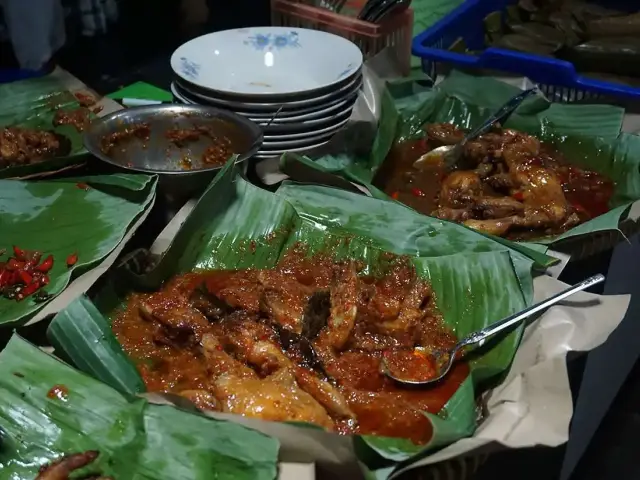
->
[336,63,356,80]
[180,57,201,80]
[244,31,301,51]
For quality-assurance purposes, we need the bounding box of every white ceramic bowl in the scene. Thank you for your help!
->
[259,107,353,134]
[171,27,363,97]
[174,74,362,112]
[255,140,329,159]
[171,82,357,123]
[263,116,349,141]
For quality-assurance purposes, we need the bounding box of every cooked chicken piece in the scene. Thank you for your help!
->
[463,217,519,236]
[316,262,358,350]
[258,271,313,333]
[511,166,570,227]
[463,140,489,163]
[190,286,235,321]
[431,206,473,222]
[439,171,483,208]
[201,334,257,379]
[501,130,541,157]
[474,196,524,218]
[222,323,356,420]
[179,389,220,411]
[36,451,106,480]
[139,302,211,344]
[294,367,357,421]
[474,161,494,178]
[377,280,431,337]
[558,212,581,230]
[426,123,465,145]
[484,173,515,190]
[202,271,263,312]
[213,369,335,430]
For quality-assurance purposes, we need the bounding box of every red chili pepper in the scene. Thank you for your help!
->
[6,258,23,270]
[24,252,42,272]
[411,187,426,197]
[391,191,400,200]
[66,253,78,267]
[18,271,33,286]
[16,281,41,301]
[512,191,525,201]
[12,246,26,261]
[76,182,90,191]
[37,255,54,273]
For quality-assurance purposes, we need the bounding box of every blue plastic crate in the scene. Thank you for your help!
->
[412,0,640,102]
[0,67,50,84]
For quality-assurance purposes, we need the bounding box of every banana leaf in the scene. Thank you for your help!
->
[0,174,157,326]
[283,70,640,253]
[0,334,279,479]
[0,74,96,179]
[48,159,548,477]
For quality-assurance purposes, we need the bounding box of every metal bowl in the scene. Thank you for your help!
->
[84,104,263,199]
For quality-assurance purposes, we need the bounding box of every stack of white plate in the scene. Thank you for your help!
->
[170,27,363,159]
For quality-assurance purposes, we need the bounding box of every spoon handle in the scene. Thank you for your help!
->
[460,274,605,348]
[462,88,537,146]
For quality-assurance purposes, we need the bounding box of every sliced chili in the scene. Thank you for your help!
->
[12,246,26,260]
[16,282,41,301]
[37,255,54,273]
[18,271,33,286]
[411,187,426,197]
[66,253,78,267]
[512,191,525,202]
[0,248,54,303]
[391,191,400,200]
[6,258,23,270]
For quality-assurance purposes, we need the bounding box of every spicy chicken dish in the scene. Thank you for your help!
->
[112,249,468,444]
[0,126,71,169]
[381,123,614,240]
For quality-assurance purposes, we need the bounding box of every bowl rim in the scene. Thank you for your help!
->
[170,27,364,99]
[83,104,264,175]
[174,73,363,111]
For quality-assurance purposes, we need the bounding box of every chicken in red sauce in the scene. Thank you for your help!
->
[380,123,614,240]
[112,249,468,444]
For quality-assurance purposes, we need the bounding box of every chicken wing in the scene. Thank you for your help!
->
[139,302,211,345]
[438,171,483,208]
[258,271,313,333]
[213,370,335,429]
[376,280,432,337]
[316,261,358,351]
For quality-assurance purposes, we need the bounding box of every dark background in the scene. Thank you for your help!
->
[2,2,640,478]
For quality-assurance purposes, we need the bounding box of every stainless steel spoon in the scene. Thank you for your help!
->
[381,273,605,386]
[413,88,538,171]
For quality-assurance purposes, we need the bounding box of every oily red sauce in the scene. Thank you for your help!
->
[53,107,91,132]
[100,123,151,155]
[383,349,439,383]
[378,129,614,240]
[111,250,469,445]
[47,384,69,401]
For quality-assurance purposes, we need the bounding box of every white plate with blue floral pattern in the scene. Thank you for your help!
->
[170,27,363,98]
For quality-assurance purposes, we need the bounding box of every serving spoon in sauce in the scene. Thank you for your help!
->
[413,88,538,171]
[381,274,605,386]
